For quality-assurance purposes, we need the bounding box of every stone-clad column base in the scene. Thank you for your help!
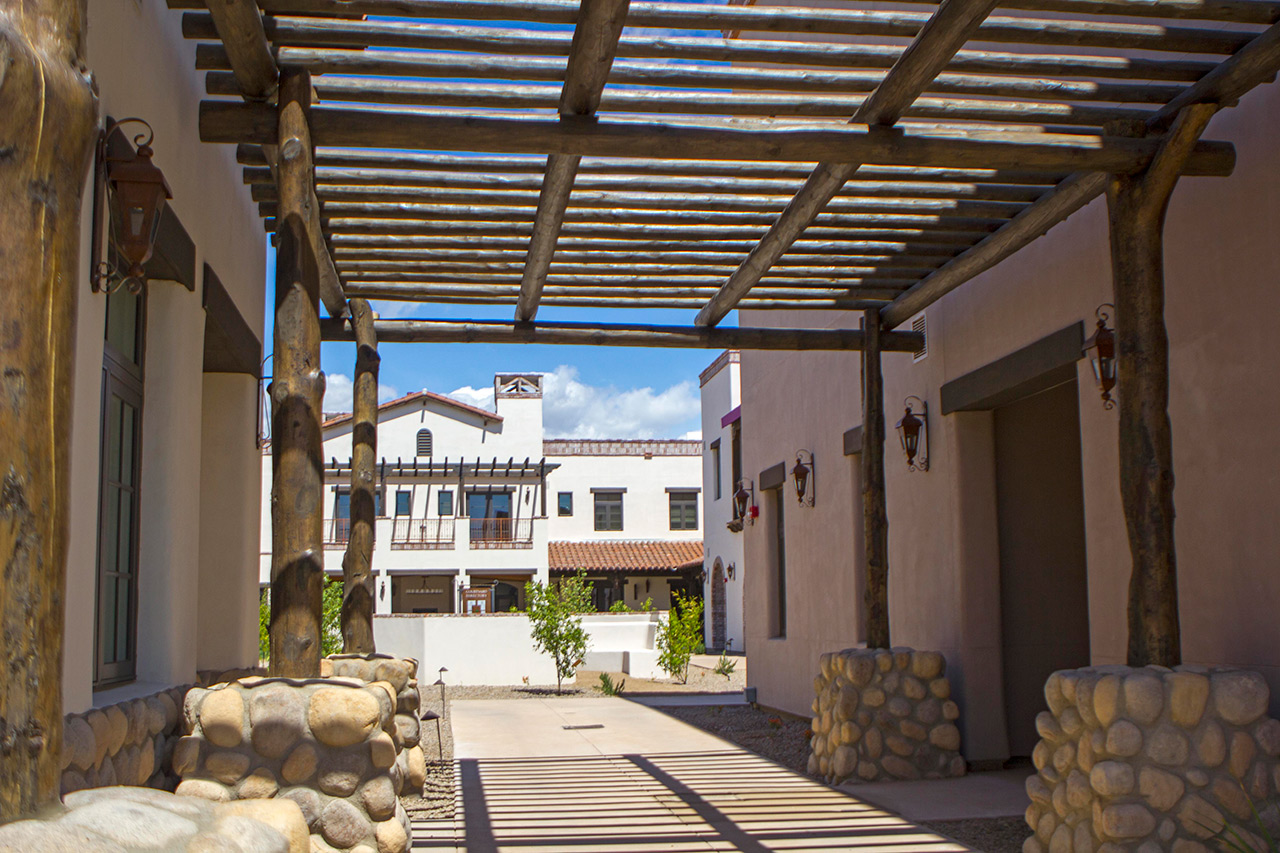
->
[808,647,966,784]
[1024,665,1280,853]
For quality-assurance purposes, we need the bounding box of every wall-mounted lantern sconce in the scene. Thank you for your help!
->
[895,396,930,473]
[1082,303,1117,410]
[91,118,172,294]
[729,478,756,530]
[792,450,815,507]
[726,563,736,581]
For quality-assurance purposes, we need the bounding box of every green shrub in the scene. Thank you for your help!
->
[596,672,626,696]
[656,592,705,683]
[525,570,593,694]
[258,578,344,664]
[608,599,632,613]
[713,652,737,679]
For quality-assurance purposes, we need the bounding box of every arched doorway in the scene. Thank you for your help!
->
[711,559,727,651]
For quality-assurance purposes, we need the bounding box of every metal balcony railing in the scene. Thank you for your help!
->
[390,517,455,550]
[469,517,534,549]
[323,517,351,548]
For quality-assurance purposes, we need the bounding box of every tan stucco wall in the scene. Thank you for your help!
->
[740,77,1280,762]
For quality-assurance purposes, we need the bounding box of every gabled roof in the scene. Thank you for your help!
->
[549,540,704,575]
[321,390,501,430]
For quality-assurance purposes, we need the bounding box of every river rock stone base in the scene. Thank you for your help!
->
[60,687,187,796]
[1024,665,1280,853]
[807,647,966,784]
[0,786,308,853]
[175,677,411,853]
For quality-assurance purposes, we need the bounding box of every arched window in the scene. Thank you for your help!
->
[416,429,433,457]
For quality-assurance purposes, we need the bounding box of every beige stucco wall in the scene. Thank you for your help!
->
[62,0,266,712]
[740,77,1280,763]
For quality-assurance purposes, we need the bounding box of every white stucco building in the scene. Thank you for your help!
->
[699,351,746,654]
[259,373,703,614]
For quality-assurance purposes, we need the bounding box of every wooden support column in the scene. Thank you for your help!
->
[341,297,378,653]
[862,309,890,650]
[0,0,96,820]
[1107,103,1217,668]
[270,69,326,677]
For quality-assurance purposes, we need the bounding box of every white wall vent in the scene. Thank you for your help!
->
[911,313,928,362]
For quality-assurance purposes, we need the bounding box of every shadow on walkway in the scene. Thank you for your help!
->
[415,749,972,851]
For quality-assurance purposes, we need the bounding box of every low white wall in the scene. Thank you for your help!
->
[373,612,668,686]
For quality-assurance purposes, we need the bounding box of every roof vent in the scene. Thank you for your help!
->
[911,313,928,362]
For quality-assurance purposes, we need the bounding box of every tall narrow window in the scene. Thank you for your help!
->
[96,285,145,686]
[416,429,433,457]
[669,491,699,530]
[395,490,412,517]
[771,489,787,638]
[730,421,743,517]
[594,491,623,531]
[438,490,454,517]
[558,492,573,516]
[710,440,722,501]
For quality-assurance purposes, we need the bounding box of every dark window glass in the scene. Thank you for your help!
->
[558,492,573,516]
[594,492,623,531]
[395,490,412,516]
[669,491,699,530]
[438,490,454,517]
[710,442,722,501]
[773,491,787,638]
[730,422,743,516]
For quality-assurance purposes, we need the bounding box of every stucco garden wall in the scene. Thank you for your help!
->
[1025,666,1280,852]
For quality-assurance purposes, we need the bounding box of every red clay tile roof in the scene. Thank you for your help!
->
[322,390,501,429]
[549,540,704,574]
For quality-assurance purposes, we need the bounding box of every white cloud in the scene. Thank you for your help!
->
[451,365,700,440]
[681,429,703,441]
[323,373,401,415]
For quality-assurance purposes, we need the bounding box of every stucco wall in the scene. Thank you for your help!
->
[63,0,266,712]
[545,452,703,542]
[700,354,746,652]
[739,77,1280,763]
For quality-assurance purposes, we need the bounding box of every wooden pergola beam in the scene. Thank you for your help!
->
[695,0,1002,327]
[336,291,892,311]
[200,105,1238,176]
[184,15,1221,82]
[319,318,926,351]
[862,310,890,650]
[332,248,960,265]
[342,278,911,295]
[171,0,1262,49]
[341,297,377,654]
[880,17,1280,329]
[336,262,935,279]
[318,221,1000,243]
[518,0,629,322]
[329,235,974,254]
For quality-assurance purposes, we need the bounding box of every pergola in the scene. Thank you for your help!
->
[173,0,1280,674]
[5,0,1280,819]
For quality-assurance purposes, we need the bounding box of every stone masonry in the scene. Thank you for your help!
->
[1024,665,1280,853]
[175,676,414,853]
[808,647,966,784]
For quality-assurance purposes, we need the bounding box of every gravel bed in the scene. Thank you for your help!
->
[653,704,813,774]
[920,817,1027,852]
[400,682,457,821]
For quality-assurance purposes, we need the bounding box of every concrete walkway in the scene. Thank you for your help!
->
[412,697,972,852]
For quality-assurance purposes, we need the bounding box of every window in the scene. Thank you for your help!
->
[438,490,454,517]
[335,488,384,518]
[770,489,787,638]
[710,440,722,501]
[395,490,412,517]
[558,492,573,516]
[730,422,743,517]
[96,285,145,687]
[594,491,623,531]
[669,491,699,530]
[416,429,433,457]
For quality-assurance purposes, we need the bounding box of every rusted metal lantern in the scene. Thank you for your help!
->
[1083,303,1117,410]
[895,396,930,472]
[92,118,172,293]
[731,478,755,527]
[792,449,815,506]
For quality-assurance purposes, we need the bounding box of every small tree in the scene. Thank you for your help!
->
[321,578,344,656]
[656,592,706,683]
[525,571,593,694]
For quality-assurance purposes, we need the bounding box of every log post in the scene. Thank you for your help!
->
[862,309,891,650]
[0,0,96,820]
[1106,103,1217,668]
[269,69,326,677]
[341,297,378,653]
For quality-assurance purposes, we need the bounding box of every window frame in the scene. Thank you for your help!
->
[710,439,722,501]
[558,491,573,517]
[593,491,624,531]
[395,490,412,517]
[437,489,454,517]
[668,491,699,531]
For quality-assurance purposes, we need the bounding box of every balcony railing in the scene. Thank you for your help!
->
[390,517,455,550]
[469,517,534,549]
[324,517,351,548]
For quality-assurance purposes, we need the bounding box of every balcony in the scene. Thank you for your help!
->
[469,517,534,549]
[390,517,455,550]
[323,517,351,548]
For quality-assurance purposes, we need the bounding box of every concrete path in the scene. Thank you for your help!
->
[839,768,1031,822]
[412,697,972,852]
